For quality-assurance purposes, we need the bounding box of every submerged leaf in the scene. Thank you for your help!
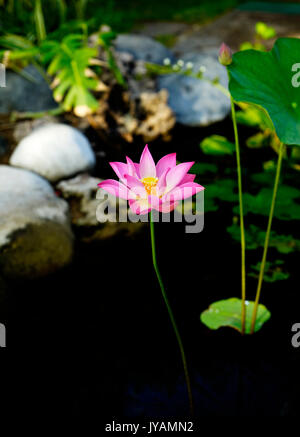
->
[246,132,269,148]
[204,179,238,212]
[233,185,300,220]
[190,162,218,175]
[249,260,290,282]
[200,135,235,155]
[236,102,274,130]
[200,298,271,334]
[227,223,300,254]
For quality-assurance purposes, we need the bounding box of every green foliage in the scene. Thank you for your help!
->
[246,132,269,149]
[74,0,88,20]
[0,34,39,64]
[191,162,218,175]
[34,0,46,43]
[255,22,276,40]
[235,102,274,131]
[235,102,280,151]
[200,298,271,334]
[227,223,300,254]
[290,146,300,171]
[0,18,125,116]
[154,34,177,48]
[200,135,235,155]
[233,185,300,220]
[240,21,276,51]
[249,260,290,282]
[94,0,240,29]
[46,20,90,41]
[98,29,126,87]
[228,38,300,145]
[251,167,277,186]
[204,179,238,212]
[40,34,99,116]
[0,0,245,36]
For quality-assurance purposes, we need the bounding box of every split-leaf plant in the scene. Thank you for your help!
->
[0,2,125,117]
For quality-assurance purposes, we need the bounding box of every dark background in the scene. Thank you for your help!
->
[1,0,300,422]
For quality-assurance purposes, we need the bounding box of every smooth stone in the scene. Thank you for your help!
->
[10,123,96,182]
[157,53,230,126]
[0,165,73,279]
[114,34,175,65]
[0,64,57,114]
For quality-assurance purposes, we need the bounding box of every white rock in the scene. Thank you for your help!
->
[9,123,96,182]
[0,165,73,279]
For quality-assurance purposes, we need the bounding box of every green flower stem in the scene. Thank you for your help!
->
[230,97,246,335]
[149,211,194,416]
[250,141,284,334]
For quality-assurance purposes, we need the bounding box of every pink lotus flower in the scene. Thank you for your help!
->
[98,145,204,214]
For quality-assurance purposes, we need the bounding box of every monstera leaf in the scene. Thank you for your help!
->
[228,38,300,145]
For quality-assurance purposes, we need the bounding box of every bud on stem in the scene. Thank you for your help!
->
[218,43,232,66]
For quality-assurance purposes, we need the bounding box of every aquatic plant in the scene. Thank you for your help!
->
[201,37,300,334]
[98,145,204,414]
[98,145,204,214]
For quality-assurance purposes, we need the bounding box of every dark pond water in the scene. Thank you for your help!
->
[3,120,300,419]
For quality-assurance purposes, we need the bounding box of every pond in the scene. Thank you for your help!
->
[1,0,300,421]
[4,120,300,417]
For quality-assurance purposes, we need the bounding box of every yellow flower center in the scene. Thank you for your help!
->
[141,177,158,195]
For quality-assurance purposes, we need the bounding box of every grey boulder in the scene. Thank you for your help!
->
[157,53,230,126]
[114,34,175,65]
[0,165,74,279]
[0,64,57,114]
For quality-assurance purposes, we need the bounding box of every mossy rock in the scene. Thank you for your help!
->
[0,165,74,280]
[0,222,73,279]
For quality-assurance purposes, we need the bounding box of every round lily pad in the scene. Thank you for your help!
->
[200,298,271,334]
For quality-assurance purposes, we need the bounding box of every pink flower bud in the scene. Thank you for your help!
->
[218,43,232,66]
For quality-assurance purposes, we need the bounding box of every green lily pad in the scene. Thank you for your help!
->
[200,298,271,334]
[200,135,235,155]
[228,38,300,145]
